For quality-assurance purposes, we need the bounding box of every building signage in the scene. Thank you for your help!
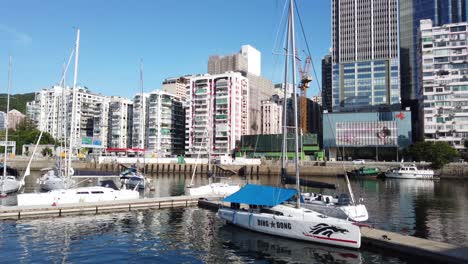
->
[336,121,397,147]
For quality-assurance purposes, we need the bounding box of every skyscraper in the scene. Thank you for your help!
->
[321,54,332,112]
[331,0,400,111]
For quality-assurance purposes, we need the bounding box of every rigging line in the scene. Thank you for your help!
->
[271,0,290,56]
[294,0,349,193]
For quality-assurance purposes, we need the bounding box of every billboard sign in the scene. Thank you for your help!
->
[336,121,397,147]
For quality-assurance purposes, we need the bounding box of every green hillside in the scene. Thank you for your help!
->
[0,92,35,114]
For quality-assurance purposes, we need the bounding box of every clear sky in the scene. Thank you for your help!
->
[0,0,331,99]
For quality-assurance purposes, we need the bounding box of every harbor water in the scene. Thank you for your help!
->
[0,171,467,263]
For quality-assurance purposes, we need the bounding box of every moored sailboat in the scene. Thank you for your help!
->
[17,29,139,206]
[0,56,21,195]
[217,0,361,249]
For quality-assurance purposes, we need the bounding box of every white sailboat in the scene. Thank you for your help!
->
[17,29,139,206]
[186,111,240,197]
[0,56,21,195]
[36,49,76,191]
[217,0,361,249]
[120,59,150,190]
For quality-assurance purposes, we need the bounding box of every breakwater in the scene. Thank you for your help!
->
[6,158,468,179]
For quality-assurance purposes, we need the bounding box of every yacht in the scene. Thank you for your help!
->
[18,182,139,206]
[385,163,435,179]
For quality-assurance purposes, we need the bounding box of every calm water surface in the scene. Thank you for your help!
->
[0,171,466,263]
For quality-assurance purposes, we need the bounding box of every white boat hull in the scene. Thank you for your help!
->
[384,171,434,179]
[218,205,361,249]
[17,186,140,206]
[302,203,368,222]
[0,176,20,194]
[187,183,240,197]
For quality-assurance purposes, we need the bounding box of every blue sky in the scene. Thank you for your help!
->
[0,0,331,98]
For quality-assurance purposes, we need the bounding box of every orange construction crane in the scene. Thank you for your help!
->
[297,55,312,133]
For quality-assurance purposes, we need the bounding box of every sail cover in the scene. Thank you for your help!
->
[222,184,297,207]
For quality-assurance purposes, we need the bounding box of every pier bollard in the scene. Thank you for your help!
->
[156,164,159,175]
[161,164,165,174]
[173,164,176,175]
[151,164,154,174]
[250,166,253,180]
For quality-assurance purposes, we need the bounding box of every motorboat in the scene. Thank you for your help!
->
[384,163,435,179]
[17,180,139,206]
[218,184,361,249]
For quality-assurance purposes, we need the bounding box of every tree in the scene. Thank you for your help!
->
[0,118,56,155]
[41,147,53,157]
[404,141,459,169]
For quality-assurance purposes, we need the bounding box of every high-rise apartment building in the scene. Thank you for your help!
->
[332,0,400,111]
[261,97,282,135]
[421,19,468,150]
[131,93,149,149]
[27,86,110,150]
[400,0,468,141]
[146,90,185,157]
[321,54,332,112]
[0,111,5,130]
[208,45,274,134]
[186,72,249,159]
[107,96,133,149]
[161,76,190,101]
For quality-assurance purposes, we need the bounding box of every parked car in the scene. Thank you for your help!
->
[352,159,365,165]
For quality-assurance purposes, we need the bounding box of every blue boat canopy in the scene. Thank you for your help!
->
[222,184,297,207]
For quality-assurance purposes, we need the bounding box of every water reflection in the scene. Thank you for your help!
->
[1,171,467,247]
[218,224,363,264]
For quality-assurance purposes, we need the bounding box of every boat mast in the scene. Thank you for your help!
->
[139,58,145,170]
[281,3,291,184]
[68,28,80,179]
[289,0,301,208]
[2,56,12,184]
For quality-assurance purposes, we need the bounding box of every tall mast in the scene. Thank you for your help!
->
[139,58,144,154]
[2,56,12,183]
[289,0,301,208]
[68,28,80,178]
[281,7,291,182]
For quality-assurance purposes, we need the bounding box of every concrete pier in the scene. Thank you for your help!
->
[0,195,221,220]
[198,200,468,264]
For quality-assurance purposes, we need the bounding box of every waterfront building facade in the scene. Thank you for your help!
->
[208,45,274,135]
[161,76,190,102]
[261,97,282,135]
[107,96,133,149]
[7,110,25,130]
[0,111,5,130]
[399,0,468,141]
[131,93,149,149]
[186,72,249,159]
[27,86,109,150]
[421,19,468,150]
[322,54,333,112]
[331,0,400,111]
[323,111,412,160]
[146,90,185,157]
